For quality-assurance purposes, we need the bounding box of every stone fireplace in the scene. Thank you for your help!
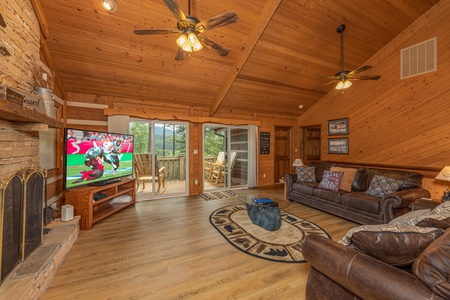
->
[0,168,46,284]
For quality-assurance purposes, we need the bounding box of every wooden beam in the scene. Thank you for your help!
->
[104,108,261,126]
[39,34,67,98]
[208,0,283,117]
[12,122,48,132]
[30,0,49,38]
[237,74,327,96]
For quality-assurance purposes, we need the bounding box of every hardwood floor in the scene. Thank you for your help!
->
[42,186,357,300]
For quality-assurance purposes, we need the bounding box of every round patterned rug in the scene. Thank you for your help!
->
[209,205,330,263]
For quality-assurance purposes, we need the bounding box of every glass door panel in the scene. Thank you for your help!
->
[203,125,248,191]
[203,125,227,190]
[230,128,248,188]
[131,120,188,200]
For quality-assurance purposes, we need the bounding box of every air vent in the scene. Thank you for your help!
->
[401,37,437,79]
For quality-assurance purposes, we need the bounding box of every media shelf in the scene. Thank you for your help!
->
[64,178,136,230]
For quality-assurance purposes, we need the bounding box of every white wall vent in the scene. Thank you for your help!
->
[400,37,437,79]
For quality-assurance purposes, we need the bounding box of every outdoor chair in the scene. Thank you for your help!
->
[134,153,166,194]
[210,152,237,184]
[204,151,225,181]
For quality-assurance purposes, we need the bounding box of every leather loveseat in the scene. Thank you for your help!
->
[302,199,450,300]
[284,161,431,224]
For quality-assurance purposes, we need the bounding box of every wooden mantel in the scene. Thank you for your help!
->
[0,97,63,129]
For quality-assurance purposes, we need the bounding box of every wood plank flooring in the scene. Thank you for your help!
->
[42,186,357,300]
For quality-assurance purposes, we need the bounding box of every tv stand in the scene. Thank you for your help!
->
[65,178,135,230]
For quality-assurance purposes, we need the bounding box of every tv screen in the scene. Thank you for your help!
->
[63,128,134,189]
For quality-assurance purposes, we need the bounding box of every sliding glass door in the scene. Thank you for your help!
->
[131,119,188,200]
[203,124,248,191]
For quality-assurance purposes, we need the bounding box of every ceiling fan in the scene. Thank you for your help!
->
[320,24,381,92]
[134,0,238,61]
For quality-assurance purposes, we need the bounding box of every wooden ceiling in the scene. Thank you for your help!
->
[38,0,439,117]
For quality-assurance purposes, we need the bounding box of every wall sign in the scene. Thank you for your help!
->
[260,132,270,154]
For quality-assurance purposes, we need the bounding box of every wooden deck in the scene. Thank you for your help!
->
[42,186,357,300]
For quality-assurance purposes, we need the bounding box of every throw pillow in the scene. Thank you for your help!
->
[365,175,400,198]
[430,200,450,214]
[318,170,344,192]
[330,167,358,192]
[340,224,445,267]
[416,217,450,230]
[388,209,430,225]
[296,166,316,183]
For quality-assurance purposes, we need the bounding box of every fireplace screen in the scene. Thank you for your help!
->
[0,168,47,284]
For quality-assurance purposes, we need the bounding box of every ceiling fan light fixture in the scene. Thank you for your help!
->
[177,31,202,52]
[335,79,352,90]
[101,0,116,12]
[176,33,188,47]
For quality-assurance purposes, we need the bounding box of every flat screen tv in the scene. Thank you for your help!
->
[63,128,134,189]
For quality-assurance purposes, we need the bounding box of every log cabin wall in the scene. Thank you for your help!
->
[0,0,63,207]
[0,0,41,177]
[66,92,299,194]
[297,0,450,200]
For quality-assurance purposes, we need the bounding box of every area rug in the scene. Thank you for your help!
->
[199,190,239,201]
[209,205,330,263]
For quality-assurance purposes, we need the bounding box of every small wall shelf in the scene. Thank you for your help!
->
[0,96,63,128]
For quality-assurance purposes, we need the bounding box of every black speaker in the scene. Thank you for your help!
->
[44,206,54,225]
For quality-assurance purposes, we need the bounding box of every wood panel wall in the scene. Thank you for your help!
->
[66,92,299,193]
[297,0,450,199]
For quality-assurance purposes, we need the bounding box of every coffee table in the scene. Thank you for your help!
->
[238,194,290,231]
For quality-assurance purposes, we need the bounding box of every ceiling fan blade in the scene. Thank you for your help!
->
[133,28,180,35]
[319,75,340,80]
[350,75,381,80]
[175,48,185,61]
[349,65,373,75]
[162,0,187,21]
[195,11,238,32]
[197,35,230,56]
[322,80,340,86]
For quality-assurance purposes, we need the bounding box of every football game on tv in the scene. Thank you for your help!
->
[64,128,134,189]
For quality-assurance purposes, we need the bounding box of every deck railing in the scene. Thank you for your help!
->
[156,155,217,181]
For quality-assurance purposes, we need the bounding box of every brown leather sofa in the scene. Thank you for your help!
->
[302,200,450,300]
[284,161,431,224]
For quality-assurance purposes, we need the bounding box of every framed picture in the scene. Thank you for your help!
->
[327,118,349,135]
[327,138,349,154]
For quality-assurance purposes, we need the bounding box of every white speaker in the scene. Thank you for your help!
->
[61,204,74,222]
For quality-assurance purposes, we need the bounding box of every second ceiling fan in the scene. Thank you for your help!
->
[134,0,238,61]
[321,24,381,92]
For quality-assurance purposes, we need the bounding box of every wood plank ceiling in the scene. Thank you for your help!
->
[38,0,439,117]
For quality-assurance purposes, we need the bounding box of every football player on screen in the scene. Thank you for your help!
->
[72,147,105,183]
[103,137,123,175]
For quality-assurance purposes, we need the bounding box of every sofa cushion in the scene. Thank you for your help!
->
[340,224,445,267]
[297,166,316,183]
[397,172,423,190]
[365,175,400,198]
[292,182,317,196]
[330,167,358,192]
[318,170,344,192]
[313,188,342,203]
[351,168,366,191]
[341,192,380,214]
[412,229,450,299]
